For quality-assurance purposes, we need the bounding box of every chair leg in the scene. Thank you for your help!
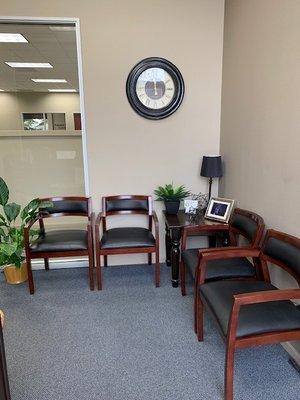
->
[196,292,204,340]
[148,253,152,265]
[225,343,235,400]
[180,260,186,296]
[44,258,49,271]
[88,248,94,291]
[155,251,160,288]
[104,255,108,267]
[96,251,102,290]
[26,257,34,295]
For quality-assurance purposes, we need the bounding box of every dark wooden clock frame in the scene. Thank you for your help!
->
[126,57,185,120]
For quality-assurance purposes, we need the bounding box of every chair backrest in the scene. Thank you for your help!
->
[229,208,264,247]
[40,196,91,218]
[262,229,300,285]
[102,195,152,216]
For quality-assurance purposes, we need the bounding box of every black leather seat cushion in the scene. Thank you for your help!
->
[200,281,300,338]
[100,227,155,249]
[30,230,88,253]
[182,249,256,281]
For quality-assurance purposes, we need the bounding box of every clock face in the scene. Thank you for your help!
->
[136,68,175,110]
[126,57,184,120]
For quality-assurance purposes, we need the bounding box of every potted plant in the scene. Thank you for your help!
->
[0,177,52,284]
[154,183,190,215]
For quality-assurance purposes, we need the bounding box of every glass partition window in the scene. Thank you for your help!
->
[0,22,85,226]
[22,113,66,131]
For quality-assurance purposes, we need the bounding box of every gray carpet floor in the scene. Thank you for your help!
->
[0,264,299,400]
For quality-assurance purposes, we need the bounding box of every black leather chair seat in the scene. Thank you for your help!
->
[200,281,300,338]
[100,227,155,249]
[30,230,88,253]
[182,249,256,281]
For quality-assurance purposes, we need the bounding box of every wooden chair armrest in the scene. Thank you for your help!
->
[23,217,41,254]
[182,223,229,250]
[183,224,229,235]
[24,216,40,232]
[95,212,105,227]
[0,310,4,328]
[94,212,105,240]
[233,288,300,306]
[88,212,95,228]
[199,247,261,261]
[195,247,261,287]
[152,210,159,240]
[225,288,300,342]
[152,210,159,224]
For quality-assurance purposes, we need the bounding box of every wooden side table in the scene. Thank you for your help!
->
[163,210,229,287]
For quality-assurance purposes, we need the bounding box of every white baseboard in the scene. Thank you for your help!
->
[282,342,300,365]
[31,258,88,270]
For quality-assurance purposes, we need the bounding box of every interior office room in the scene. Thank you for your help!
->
[0,1,299,400]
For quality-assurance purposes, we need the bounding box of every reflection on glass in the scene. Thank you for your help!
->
[22,113,66,131]
[23,113,48,130]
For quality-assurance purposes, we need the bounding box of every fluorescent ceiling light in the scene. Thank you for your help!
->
[48,89,76,93]
[0,33,28,43]
[0,89,4,92]
[32,79,67,83]
[49,26,75,31]
[5,62,53,68]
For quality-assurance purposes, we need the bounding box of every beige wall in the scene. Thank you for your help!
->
[0,92,80,130]
[220,1,300,354]
[0,1,225,263]
[220,0,300,237]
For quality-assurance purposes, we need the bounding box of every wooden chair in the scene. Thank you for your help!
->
[24,196,94,294]
[195,229,300,400]
[95,195,159,290]
[180,208,265,296]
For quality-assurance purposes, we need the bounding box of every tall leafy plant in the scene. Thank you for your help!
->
[0,177,52,268]
[154,183,190,201]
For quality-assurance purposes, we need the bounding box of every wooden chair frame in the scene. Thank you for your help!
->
[24,196,94,294]
[94,195,160,290]
[180,208,265,296]
[195,229,300,400]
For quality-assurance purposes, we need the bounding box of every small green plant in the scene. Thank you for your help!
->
[0,177,52,268]
[154,183,190,201]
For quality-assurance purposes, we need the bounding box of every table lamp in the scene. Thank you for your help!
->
[200,155,223,199]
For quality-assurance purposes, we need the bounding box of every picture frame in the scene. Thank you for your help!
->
[204,197,235,223]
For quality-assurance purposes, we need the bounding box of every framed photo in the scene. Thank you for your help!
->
[205,197,234,223]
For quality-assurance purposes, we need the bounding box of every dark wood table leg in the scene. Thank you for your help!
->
[208,235,217,248]
[209,231,230,248]
[170,227,181,288]
[165,224,171,267]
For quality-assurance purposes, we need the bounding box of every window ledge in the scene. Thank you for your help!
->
[0,130,82,137]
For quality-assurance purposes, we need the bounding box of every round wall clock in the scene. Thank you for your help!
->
[126,57,184,120]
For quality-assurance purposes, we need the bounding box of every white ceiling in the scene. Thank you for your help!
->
[0,23,79,92]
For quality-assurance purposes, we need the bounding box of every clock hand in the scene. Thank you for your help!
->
[154,80,158,96]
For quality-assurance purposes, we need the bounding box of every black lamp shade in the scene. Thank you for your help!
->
[200,156,223,178]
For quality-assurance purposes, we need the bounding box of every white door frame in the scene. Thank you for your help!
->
[0,16,90,195]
